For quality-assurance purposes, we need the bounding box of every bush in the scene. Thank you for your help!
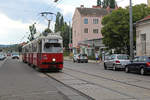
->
[63,51,70,56]
[88,56,95,60]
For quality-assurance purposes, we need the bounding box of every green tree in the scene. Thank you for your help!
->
[42,28,52,36]
[54,12,61,32]
[28,24,36,41]
[54,12,72,49]
[101,4,150,54]
[102,0,116,9]
[97,0,101,6]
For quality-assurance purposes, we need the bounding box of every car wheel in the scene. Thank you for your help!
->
[104,63,107,70]
[113,65,117,71]
[125,66,129,73]
[73,59,75,63]
[140,68,145,75]
[77,60,80,63]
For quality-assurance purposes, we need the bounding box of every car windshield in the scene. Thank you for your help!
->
[44,43,62,53]
[117,55,129,60]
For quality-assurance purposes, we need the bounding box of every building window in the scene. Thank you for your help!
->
[141,34,146,41]
[140,34,146,55]
[93,29,99,33]
[84,28,88,33]
[93,19,98,24]
[84,18,88,24]
[74,30,76,36]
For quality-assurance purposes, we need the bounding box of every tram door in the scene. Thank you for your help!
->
[37,40,42,65]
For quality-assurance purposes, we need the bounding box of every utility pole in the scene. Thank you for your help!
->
[69,21,72,53]
[48,20,51,30]
[129,0,134,60]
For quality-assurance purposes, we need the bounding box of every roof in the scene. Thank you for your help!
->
[76,8,110,16]
[136,15,150,24]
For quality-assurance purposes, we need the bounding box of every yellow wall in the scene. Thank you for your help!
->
[148,0,150,7]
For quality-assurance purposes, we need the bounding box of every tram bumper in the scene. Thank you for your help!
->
[41,62,63,70]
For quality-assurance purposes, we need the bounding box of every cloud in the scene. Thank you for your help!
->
[116,0,147,7]
[57,0,97,16]
[0,12,47,45]
[57,4,75,15]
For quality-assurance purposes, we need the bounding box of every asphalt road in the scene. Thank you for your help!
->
[0,58,90,100]
[47,60,150,100]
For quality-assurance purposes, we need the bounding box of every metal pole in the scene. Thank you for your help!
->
[69,21,71,53]
[48,20,50,29]
[129,0,134,60]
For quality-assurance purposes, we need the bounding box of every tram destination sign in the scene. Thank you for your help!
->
[47,39,58,43]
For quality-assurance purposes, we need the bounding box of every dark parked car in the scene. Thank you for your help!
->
[73,54,88,63]
[125,56,150,75]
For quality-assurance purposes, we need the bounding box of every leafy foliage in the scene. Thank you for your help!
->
[42,28,52,36]
[28,24,36,41]
[101,4,150,54]
[102,0,116,8]
[54,12,72,49]
[97,0,101,6]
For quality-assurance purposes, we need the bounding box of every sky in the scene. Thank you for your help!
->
[0,0,147,45]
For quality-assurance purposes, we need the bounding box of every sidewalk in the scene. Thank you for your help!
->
[64,56,104,64]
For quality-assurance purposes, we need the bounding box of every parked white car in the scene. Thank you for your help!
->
[73,54,88,63]
[104,54,130,71]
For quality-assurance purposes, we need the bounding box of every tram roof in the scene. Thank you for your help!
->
[22,33,62,48]
[38,33,62,40]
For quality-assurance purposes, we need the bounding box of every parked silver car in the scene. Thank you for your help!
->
[73,54,88,63]
[104,54,130,71]
[0,54,6,60]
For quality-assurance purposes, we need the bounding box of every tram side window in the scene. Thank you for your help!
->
[32,44,37,52]
[44,43,62,53]
[38,40,42,53]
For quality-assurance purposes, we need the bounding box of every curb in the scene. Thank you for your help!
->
[64,58,104,64]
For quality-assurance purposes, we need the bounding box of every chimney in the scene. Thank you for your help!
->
[115,5,119,10]
[92,5,101,8]
[106,6,110,13]
[80,5,84,8]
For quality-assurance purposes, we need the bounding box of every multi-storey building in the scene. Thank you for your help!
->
[72,5,110,55]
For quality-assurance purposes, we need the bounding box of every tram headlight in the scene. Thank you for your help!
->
[52,58,56,62]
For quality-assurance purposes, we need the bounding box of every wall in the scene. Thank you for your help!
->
[136,20,150,56]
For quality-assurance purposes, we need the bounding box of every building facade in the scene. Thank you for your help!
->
[148,0,150,7]
[72,5,109,55]
[136,16,150,56]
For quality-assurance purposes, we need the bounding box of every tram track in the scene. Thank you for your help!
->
[61,69,136,99]
[64,67,150,91]
[42,66,150,100]
[44,72,95,100]
[44,70,137,99]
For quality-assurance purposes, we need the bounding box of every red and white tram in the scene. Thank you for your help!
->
[22,33,63,71]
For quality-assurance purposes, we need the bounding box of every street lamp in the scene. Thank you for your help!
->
[129,0,134,60]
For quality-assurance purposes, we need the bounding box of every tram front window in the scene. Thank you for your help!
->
[44,43,62,53]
